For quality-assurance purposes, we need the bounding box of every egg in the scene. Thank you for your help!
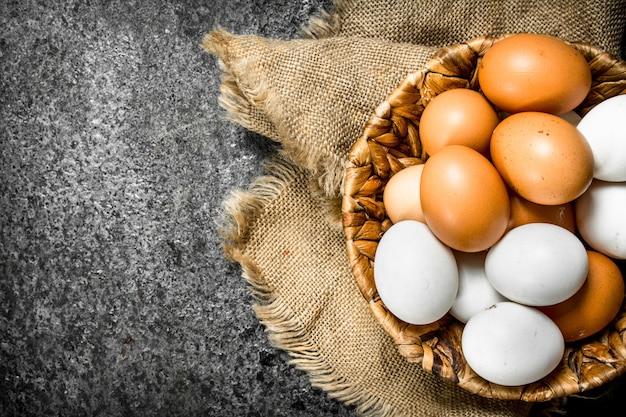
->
[449,251,507,323]
[420,145,510,252]
[575,179,626,259]
[383,164,425,223]
[539,251,625,342]
[374,220,458,325]
[462,302,565,386]
[490,111,594,205]
[558,110,582,126]
[478,33,591,115]
[499,110,581,126]
[485,223,588,306]
[576,94,626,181]
[507,191,576,233]
[419,88,500,156]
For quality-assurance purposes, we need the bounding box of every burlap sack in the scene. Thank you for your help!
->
[204,1,626,416]
[304,0,626,56]
[205,31,438,220]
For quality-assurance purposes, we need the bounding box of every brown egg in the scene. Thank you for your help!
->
[490,112,594,205]
[383,164,425,223]
[419,88,500,157]
[507,191,576,233]
[538,251,625,342]
[420,145,510,252]
[478,33,592,115]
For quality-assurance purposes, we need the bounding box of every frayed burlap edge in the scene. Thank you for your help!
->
[216,155,400,417]
[299,0,356,39]
[202,30,281,142]
[202,30,345,230]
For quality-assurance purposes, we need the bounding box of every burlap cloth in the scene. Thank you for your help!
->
[203,1,626,416]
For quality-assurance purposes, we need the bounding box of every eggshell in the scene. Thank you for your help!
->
[419,88,500,156]
[558,110,582,126]
[575,180,626,259]
[490,112,594,205]
[420,145,510,252]
[499,110,581,126]
[462,302,565,386]
[539,251,625,342]
[449,251,507,323]
[383,164,425,223]
[507,191,576,233]
[576,94,626,181]
[478,33,591,115]
[374,220,458,325]
[485,223,588,306]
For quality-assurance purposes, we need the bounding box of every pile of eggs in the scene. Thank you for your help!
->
[374,33,626,387]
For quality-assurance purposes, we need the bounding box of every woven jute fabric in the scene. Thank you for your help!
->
[206,31,438,207]
[204,1,626,416]
[305,0,626,57]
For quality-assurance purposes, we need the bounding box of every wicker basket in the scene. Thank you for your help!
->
[342,34,626,402]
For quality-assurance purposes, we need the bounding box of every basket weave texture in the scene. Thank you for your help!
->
[342,34,626,402]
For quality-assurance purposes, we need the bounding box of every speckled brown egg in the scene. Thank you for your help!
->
[490,111,594,205]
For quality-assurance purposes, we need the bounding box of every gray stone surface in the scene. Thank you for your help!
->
[0,1,355,416]
[2,1,626,417]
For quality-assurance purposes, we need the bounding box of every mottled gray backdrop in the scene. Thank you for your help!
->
[0,1,354,416]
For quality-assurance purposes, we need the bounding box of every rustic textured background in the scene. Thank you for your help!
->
[0,1,354,416]
[1,1,625,416]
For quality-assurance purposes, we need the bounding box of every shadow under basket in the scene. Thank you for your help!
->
[342,34,626,402]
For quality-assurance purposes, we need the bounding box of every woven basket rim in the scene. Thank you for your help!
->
[342,34,626,402]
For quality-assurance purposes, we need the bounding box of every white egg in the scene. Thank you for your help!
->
[577,95,626,181]
[485,223,588,306]
[575,179,626,259]
[449,251,507,323]
[374,220,458,325]
[462,302,565,386]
